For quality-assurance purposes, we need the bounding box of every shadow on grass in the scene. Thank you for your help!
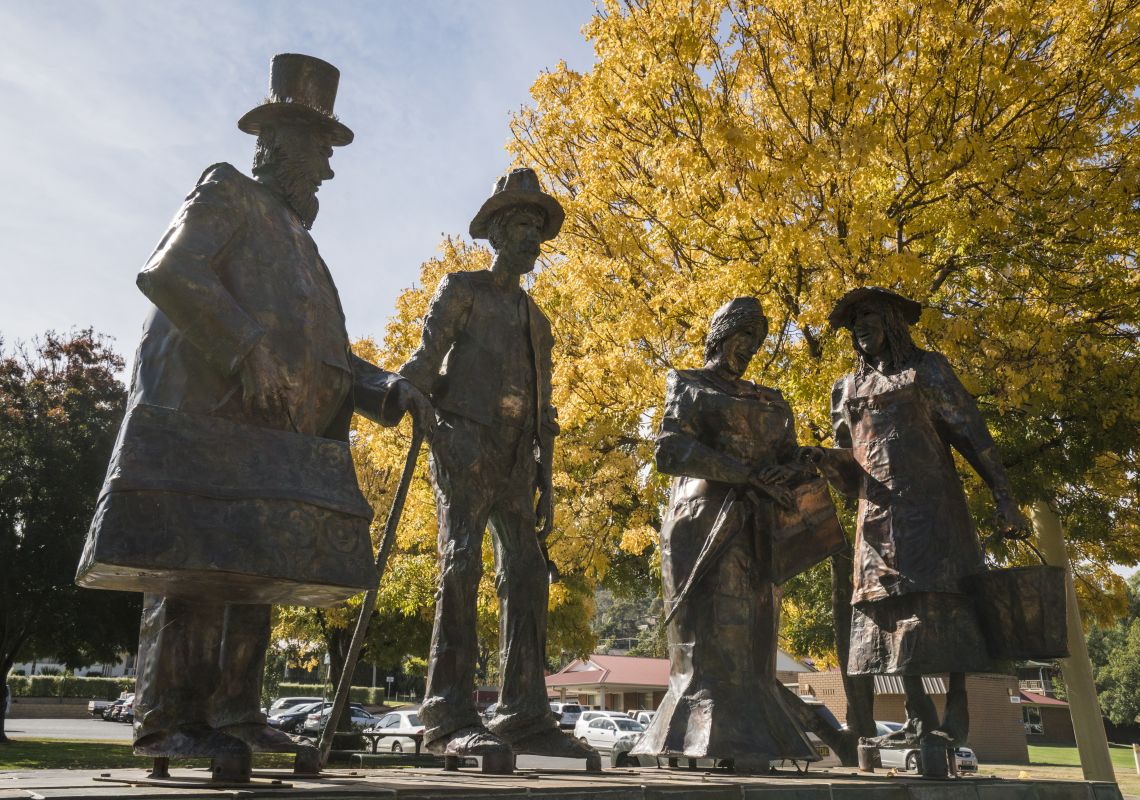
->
[0,739,293,771]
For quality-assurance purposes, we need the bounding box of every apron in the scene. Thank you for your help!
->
[844,375,990,675]
[846,380,980,603]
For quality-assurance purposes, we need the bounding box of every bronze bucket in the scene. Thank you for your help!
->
[966,565,1069,660]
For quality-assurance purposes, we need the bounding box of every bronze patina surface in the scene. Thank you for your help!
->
[809,286,1032,777]
[401,168,595,771]
[634,297,842,772]
[74,54,432,773]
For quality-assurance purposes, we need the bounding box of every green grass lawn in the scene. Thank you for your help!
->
[1029,742,1137,771]
[0,739,293,771]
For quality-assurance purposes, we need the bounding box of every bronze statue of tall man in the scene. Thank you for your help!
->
[76,54,433,771]
[401,168,597,771]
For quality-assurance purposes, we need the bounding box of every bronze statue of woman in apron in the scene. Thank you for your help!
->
[631,297,820,772]
[806,287,1029,775]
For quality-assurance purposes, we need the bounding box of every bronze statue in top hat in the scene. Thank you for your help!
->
[76,53,433,780]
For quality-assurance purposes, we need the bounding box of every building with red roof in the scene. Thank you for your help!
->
[545,651,810,712]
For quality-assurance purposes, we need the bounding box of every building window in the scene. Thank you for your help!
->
[1023,706,1043,735]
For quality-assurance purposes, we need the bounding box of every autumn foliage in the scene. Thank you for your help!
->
[285,0,1140,669]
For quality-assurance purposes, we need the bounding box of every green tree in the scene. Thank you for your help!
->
[1087,573,1140,726]
[0,331,139,743]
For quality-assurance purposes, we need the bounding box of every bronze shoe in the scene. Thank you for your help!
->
[427,725,513,757]
[219,722,311,753]
[502,726,601,769]
[134,725,250,758]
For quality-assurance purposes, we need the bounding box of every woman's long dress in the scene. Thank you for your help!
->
[631,368,817,767]
[828,350,1010,675]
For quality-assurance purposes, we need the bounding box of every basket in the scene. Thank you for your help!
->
[770,477,848,585]
[965,564,1069,660]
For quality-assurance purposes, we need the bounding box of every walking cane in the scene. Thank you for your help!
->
[318,424,425,767]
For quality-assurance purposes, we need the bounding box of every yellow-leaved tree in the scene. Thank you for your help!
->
[277,0,1140,705]
[505,0,1140,657]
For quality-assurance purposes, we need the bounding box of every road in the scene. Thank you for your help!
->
[4,717,132,742]
[2,717,613,770]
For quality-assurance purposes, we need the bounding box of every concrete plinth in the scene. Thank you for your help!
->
[0,765,1123,799]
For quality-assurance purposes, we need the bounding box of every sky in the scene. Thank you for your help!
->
[0,0,596,362]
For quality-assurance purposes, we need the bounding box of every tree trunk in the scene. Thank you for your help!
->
[0,659,12,743]
[830,547,876,765]
[324,625,355,732]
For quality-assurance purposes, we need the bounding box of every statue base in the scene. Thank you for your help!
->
[34,765,1122,800]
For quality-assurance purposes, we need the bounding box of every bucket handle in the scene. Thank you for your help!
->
[982,532,1049,567]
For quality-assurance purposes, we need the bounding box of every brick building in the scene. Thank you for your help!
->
[1020,689,1076,745]
[797,670,1030,764]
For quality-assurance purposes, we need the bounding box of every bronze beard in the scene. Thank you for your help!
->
[251,127,321,229]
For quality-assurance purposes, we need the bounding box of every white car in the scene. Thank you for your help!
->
[579,715,645,751]
[873,721,979,773]
[366,708,425,753]
[572,709,632,741]
[549,702,583,730]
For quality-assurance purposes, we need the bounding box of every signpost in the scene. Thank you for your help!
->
[386,675,395,701]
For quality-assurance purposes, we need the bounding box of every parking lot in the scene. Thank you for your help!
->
[1,717,614,770]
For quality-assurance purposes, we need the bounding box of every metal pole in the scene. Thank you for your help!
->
[318,427,424,767]
[1030,500,1116,783]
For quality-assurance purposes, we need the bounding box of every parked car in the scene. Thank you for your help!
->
[267,701,323,733]
[481,702,499,723]
[268,696,324,716]
[572,709,632,741]
[579,715,644,751]
[873,721,978,774]
[549,702,583,730]
[88,699,113,718]
[101,697,126,720]
[628,710,656,727]
[118,694,135,724]
[107,693,134,722]
[365,708,425,753]
[301,702,374,735]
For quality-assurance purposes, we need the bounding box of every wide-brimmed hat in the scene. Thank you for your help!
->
[828,287,922,329]
[238,54,353,146]
[469,167,565,241]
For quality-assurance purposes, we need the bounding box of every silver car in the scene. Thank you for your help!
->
[549,701,583,730]
[875,721,979,773]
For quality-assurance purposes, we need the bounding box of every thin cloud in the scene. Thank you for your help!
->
[0,0,595,362]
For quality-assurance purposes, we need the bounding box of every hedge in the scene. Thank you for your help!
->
[7,676,391,704]
[7,675,135,699]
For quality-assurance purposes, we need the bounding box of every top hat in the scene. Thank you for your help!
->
[469,167,565,241]
[238,54,353,146]
[828,287,923,329]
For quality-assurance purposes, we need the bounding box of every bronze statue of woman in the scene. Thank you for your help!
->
[805,287,1029,775]
[631,297,818,772]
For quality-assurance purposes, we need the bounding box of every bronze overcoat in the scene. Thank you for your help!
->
[632,368,816,765]
[78,164,404,603]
